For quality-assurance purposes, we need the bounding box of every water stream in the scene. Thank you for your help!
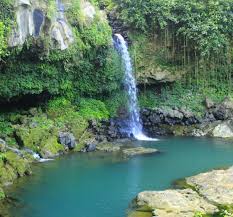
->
[114,34,157,141]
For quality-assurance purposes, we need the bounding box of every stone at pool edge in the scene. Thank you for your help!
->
[122,147,158,157]
[134,189,218,217]
[58,132,76,150]
[96,143,159,157]
[132,166,233,217]
[186,166,233,205]
[96,142,122,152]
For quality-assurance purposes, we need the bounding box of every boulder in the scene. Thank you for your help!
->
[122,147,158,157]
[212,120,233,138]
[84,143,96,152]
[186,166,233,205]
[58,132,76,149]
[210,97,233,121]
[135,189,218,217]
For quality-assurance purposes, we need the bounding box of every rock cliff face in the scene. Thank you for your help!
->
[8,0,97,50]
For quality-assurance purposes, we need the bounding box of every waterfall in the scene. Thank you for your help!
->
[114,34,157,141]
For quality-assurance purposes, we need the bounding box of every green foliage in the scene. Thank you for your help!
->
[0,187,5,200]
[0,0,122,102]
[0,22,8,58]
[78,98,110,120]
[114,0,233,94]
[0,154,7,163]
[0,117,14,138]
[193,212,211,217]
[217,205,233,217]
[115,0,233,55]
[81,18,112,48]
[138,81,232,116]
[105,91,128,117]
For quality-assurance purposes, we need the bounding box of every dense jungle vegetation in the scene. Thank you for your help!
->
[100,0,233,113]
[0,0,232,115]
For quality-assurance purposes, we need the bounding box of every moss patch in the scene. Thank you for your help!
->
[128,210,152,217]
[0,187,5,200]
[40,135,65,158]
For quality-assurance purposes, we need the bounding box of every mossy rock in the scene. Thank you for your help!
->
[0,187,5,200]
[0,159,17,185]
[172,178,198,192]
[40,136,65,158]
[128,210,152,217]
[74,131,95,152]
[128,204,153,217]
[5,152,31,177]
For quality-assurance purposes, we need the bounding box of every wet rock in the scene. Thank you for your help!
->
[58,132,76,149]
[141,107,200,137]
[96,142,121,152]
[186,166,233,205]
[122,147,158,157]
[135,189,218,217]
[40,135,65,158]
[84,143,96,152]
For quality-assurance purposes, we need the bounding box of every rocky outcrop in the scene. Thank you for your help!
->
[186,166,233,205]
[9,0,74,50]
[137,67,184,84]
[89,119,130,141]
[141,97,233,138]
[58,132,76,150]
[132,166,233,217]
[133,189,218,217]
[8,0,99,50]
[141,107,200,137]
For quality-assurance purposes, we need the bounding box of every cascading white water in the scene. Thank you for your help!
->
[114,34,157,141]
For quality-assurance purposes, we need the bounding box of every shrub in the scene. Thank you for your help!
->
[78,98,110,120]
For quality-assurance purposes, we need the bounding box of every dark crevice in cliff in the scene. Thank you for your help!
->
[0,92,51,112]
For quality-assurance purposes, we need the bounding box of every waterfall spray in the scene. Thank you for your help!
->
[114,34,157,141]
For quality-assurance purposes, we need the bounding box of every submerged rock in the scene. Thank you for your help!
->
[122,147,158,157]
[96,142,121,152]
[134,189,218,217]
[186,166,233,205]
